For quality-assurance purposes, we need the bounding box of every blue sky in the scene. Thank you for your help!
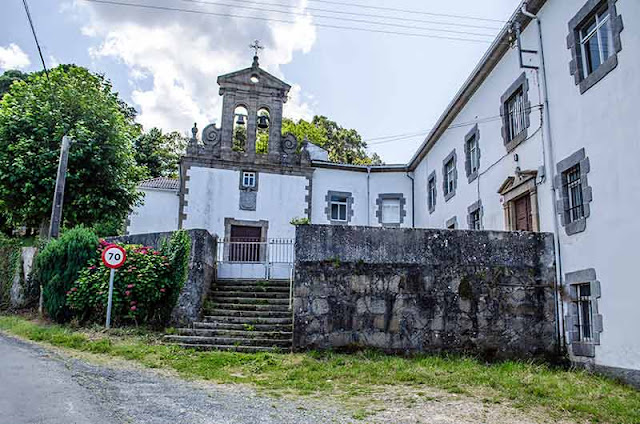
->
[0,0,520,163]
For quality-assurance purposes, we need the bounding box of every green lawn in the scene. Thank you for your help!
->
[1,315,638,423]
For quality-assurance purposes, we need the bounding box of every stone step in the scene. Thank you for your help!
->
[202,315,292,325]
[213,291,289,299]
[174,343,286,353]
[176,327,292,340]
[205,309,292,319]
[211,285,290,293]
[210,303,290,312]
[216,279,290,288]
[210,297,290,306]
[164,335,291,348]
[193,321,292,332]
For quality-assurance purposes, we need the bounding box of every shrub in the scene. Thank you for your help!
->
[35,227,99,322]
[0,234,21,310]
[67,230,190,326]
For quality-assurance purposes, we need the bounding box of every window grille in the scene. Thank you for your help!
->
[574,283,593,342]
[505,88,526,142]
[564,165,584,223]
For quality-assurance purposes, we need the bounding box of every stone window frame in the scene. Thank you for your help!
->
[239,170,259,191]
[567,0,624,95]
[500,72,531,152]
[375,193,407,227]
[554,148,592,236]
[445,216,457,229]
[467,200,483,230]
[442,149,457,202]
[427,170,437,214]
[464,124,481,183]
[564,268,603,358]
[324,190,354,224]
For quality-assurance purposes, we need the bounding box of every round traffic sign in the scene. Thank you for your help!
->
[101,244,127,269]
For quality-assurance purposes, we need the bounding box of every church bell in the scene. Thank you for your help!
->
[257,115,270,129]
[236,114,246,126]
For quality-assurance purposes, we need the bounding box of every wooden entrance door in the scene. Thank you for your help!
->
[229,225,262,262]
[514,195,532,231]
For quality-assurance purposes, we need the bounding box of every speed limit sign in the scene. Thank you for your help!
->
[102,244,127,328]
[102,244,126,269]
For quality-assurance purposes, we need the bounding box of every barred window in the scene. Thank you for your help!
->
[574,283,593,342]
[505,88,526,142]
[564,165,584,223]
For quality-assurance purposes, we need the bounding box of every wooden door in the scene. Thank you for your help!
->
[229,225,262,262]
[514,195,532,231]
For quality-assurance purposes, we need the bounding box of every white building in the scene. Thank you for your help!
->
[128,0,640,384]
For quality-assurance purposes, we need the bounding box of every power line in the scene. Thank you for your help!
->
[176,0,498,38]
[83,0,504,44]
[22,0,49,77]
[364,105,543,146]
[305,0,509,24]
[177,0,504,31]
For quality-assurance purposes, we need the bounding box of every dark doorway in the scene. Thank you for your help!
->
[514,195,532,231]
[229,225,262,262]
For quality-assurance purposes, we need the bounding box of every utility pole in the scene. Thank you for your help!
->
[48,136,72,239]
[39,135,72,316]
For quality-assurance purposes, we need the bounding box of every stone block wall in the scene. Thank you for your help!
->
[108,229,216,325]
[293,225,559,360]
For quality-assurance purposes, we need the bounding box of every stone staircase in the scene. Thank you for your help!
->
[164,279,293,353]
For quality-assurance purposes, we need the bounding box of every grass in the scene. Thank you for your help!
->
[1,315,639,423]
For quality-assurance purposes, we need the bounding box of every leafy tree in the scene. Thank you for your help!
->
[0,70,28,98]
[282,115,382,165]
[134,128,186,179]
[0,65,144,235]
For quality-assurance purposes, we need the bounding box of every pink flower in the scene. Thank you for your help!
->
[130,306,137,311]
[160,288,166,293]
[125,291,131,296]
[66,291,71,295]
[130,301,137,305]
[127,284,134,289]
[71,287,77,292]
[153,251,160,255]
[98,291,103,295]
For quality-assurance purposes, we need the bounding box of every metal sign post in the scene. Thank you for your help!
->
[101,244,127,329]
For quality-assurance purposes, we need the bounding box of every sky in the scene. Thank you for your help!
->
[0,0,520,163]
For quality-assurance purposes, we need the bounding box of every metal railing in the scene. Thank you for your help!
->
[216,238,294,264]
[216,238,295,285]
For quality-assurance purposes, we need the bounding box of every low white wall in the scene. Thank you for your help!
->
[127,188,179,235]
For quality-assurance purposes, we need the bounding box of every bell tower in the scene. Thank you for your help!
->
[186,41,309,167]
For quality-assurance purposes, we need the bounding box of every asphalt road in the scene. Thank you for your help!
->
[0,333,347,424]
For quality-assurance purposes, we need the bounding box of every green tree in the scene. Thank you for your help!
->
[0,70,28,98]
[282,115,382,165]
[134,128,186,179]
[0,65,144,235]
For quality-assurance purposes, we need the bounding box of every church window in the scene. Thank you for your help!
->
[242,171,256,188]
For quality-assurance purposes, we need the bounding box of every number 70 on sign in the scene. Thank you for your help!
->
[101,244,127,328]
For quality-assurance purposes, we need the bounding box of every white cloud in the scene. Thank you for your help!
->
[74,0,316,132]
[0,44,31,70]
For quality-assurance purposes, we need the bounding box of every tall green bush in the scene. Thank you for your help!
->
[34,227,99,322]
[67,230,190,326]
[0,234,21,310]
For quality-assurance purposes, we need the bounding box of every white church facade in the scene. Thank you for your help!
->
[128,0,640,385]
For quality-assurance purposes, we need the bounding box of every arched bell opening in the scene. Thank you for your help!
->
[232,105,248,152]
[255,107,270,155]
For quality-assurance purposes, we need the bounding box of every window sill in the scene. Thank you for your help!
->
[578,54,618,94]
[444,191,456,202]
[504,130,528,153]
[467,171,478,184]
[571,341,595,358]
